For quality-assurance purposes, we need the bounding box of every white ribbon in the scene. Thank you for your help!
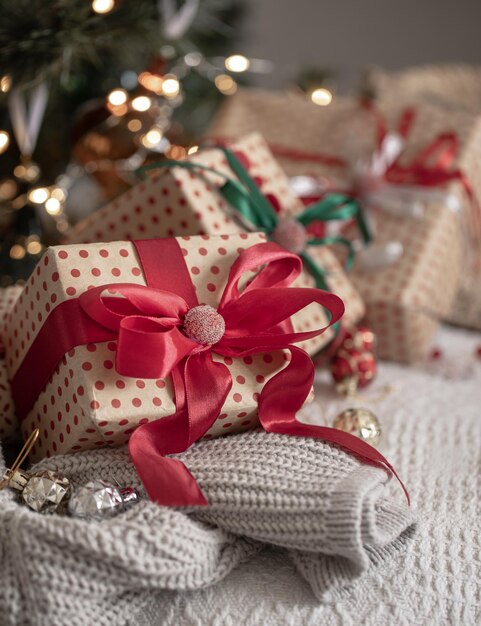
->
[158,0,200,40]
[353,132,461,270]
[8,82,49,158]
[289,130,462,272]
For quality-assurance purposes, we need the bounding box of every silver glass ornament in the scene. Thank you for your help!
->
[21,470,71,513]
[333,407,381,446]
[68,480,139,520]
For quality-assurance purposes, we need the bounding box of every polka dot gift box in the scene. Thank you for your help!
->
[3,233,344,462]
[210,89,481,362]
[66,132,365,353]
[0,285,23,442]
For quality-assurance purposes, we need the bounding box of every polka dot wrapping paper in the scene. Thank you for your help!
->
[66,132,365,345]
[3,233,323,461]
[209,90,481,362]
[0,286,23,442]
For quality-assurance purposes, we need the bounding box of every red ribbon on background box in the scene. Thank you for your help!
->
[11,239,408,506]
[216,101,480,239]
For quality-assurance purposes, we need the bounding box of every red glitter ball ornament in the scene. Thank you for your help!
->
[183,305,225,345]
[271,218,307,254]
[340,325,377,353]
[331,348,377,391]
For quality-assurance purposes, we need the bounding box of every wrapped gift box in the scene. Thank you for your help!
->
[208,88,357,179]
[0,286,22,442]
[210,89,481,361]
[4,233,337,461]
[366,66,481,332]
[66,133,365,350]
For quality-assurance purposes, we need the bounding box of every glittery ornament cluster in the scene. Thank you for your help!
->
[330,325,378,395]
[183,305,225,345]
[271,219,307,254]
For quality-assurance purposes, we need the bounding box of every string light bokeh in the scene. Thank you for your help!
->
[0,4,335,285]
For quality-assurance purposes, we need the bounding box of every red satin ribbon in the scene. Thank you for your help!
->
[215,101,479,238]
[361,100,481,237]
[207,135,348,169]
[12,238,409,506]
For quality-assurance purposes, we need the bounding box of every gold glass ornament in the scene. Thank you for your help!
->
[333,407,381,446]
[335,375,359,397]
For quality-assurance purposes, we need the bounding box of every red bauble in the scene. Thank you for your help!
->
[340,325,377,353]
[330,348,377,390]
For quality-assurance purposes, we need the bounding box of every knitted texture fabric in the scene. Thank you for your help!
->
[0,431,413,626]
[155,325,481,625]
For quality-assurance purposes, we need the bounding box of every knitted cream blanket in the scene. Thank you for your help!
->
[0,429,413,626]
[156,325,481,625]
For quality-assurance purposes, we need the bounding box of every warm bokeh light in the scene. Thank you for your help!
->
[310,87,333,106]
[10,244,26,260]
[0,131,10,154]
[13,162,40,183]
[26,240,43,255]
[161,76,180,98]
[0,75,11,93]
[214,74,238,95]
[127,119,142,132]
[187,145,199,155]
[28,187,49,204]
[131,96,151,112]
[92,0,114,14]
[51,187,66,202]
[45,197,62,215]
[141,129,163,149]
[225,54,250,73]
[138,72,164,94]
[107,89,128,106]
[166,145,187,160]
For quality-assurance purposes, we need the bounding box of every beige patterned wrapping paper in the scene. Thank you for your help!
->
[0,286,23,442]
[209,89,481,359]
[3,233,323,462]
[367,65,481,332]
[368,64,481,115]
[67,133,365,355]
[66,133,365,352]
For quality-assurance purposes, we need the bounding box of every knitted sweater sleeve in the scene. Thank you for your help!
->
[0,430,414,625]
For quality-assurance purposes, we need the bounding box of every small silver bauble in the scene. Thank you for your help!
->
[68,480,139,520]
[333,407,381,446]
[21,470,71,513]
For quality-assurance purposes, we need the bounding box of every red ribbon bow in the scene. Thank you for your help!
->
[360,101,481,238]
[11,238,408,506]
[78,241,352,506]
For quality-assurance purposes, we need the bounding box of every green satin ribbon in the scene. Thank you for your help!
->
[137,148,371,292]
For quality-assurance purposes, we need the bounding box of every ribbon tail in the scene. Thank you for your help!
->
[184,351,233,445]
[129,412,208,507]
[258,346,409,504]
[257,345,316,425]
[129,352,232,507]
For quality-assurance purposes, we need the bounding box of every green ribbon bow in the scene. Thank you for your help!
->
[138,147,371,291]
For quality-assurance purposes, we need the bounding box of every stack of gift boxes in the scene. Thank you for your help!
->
[0,133,367,478]
[3,75,480,500]
[209,88,481,358]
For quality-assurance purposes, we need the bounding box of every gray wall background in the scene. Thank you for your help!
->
[240,0,481,91]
